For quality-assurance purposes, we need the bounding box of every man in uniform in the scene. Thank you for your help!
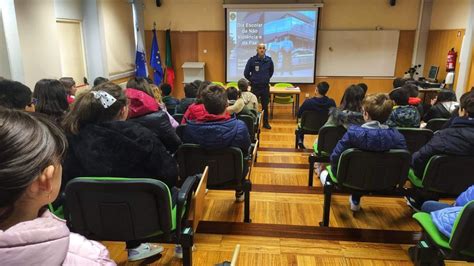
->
[244,43,274,129]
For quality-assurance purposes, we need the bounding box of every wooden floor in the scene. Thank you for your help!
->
[104,107,470,265]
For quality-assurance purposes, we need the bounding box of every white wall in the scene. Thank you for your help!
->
[54,0,83,20]
[0,0,23,83]
[14,0,62,88]
[0,11,11,79]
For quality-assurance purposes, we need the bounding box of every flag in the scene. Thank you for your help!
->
[135,27,148,78]
[150,29,163,85]
[164,29,175,88]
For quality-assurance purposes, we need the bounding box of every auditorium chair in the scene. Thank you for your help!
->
[172,113,184,125]
[410,201,474,265]
[320,148,411,227]
[226,82,238,88]
[238,114,257,143]
[397,128,433,154]
[176,144,253,223]
[271,83,295,118]
[64,176,199,266]
[425,118,449,132]
[308,125,346,186]
[408,155,474,198]
[212,81,225,87]
[294,110,329,149]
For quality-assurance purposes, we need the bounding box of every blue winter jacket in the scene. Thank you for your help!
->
[182,116,251,156]
[244,54,274,87]
[431,185,474,237]
[330,121,407,175]
[297,96,336,118]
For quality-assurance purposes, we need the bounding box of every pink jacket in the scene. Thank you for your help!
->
[0,210,115,265]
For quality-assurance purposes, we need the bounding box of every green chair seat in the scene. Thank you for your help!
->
[212,81,224,86]
[413,212,451,249]
[274,95,294,104]
[226,82,238,88]
[408,168,423,188]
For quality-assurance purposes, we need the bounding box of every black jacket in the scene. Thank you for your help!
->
[244,54,274,87]
[412,117,474,177]
[130,110,182,153]
[423,102,457,122]
[176,97,196,114]
[62,121,179,193]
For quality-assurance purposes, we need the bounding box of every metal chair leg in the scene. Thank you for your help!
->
[308,154,315,187]
[181,227,194,266]
[320,181,333,227]
[243,180,252,223]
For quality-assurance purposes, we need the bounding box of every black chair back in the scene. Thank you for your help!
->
[300,111,329,133]
[426,118,448,132]
[450,201,474,257]
[398,128,433,154]
[176,144,243,188]
[173,113,184,125]
[238,115,256,142]
[422,155,474,195]
[64,177,173,242]
[176,124,186,139]
[317,126,346,156]
[336,149,411,191]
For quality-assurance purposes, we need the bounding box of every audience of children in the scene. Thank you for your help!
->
[320,93,407,211]
[175,80,200,114]
[408,90,474,210]
[386,86,421,128]
[296,81,336,148]
[33,79,69,125]
[423,89,458,122]
[237,78,259,111]
[160,83,180,115]
[59,77,76,104]
[0,108,115,265]
[182,84,251,201]
[182,81,228,124]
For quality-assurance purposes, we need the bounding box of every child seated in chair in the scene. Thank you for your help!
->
[176,80,200,114]
[0,108,115,265]
[160,83,180,115]
[407,90,474,210]
[226,86,256,121]
[237,78,258,111]
[183,84,251,201]
[296,81,336,149]
[320,93,407,211]
[386,86,421,128]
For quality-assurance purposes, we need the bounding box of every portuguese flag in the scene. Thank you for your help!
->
[164,29,175,89]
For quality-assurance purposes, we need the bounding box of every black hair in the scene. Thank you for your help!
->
[144,77,154,85]
[0,108,67,223]
[0,79,32,109]
[340,85,364,112]
[93,77,109,87]
[33,79,69,122]
[357,83,368,95]
[126,77,153,97]
[393,78,406,89]
[226,86,240,101]
[460,90,474,117]
[238,78,249,92]
[389,88,409,106]
[402,83,419,97]
[316,81,330,96]
[160,83,172,96]
[184,83,198,98]
[201,85,228,114]
[62,82,127,135]
[59,77,75,95]
[196,80,212,103]
[436,89,457,103]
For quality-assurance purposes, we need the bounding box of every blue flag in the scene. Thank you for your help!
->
[150,29,164,85]
[135,27,148,78]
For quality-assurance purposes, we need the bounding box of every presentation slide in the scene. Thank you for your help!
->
[226,8,319,84]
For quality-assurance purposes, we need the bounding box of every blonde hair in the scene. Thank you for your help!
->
[362,93,394,123]
[150,84,163,104]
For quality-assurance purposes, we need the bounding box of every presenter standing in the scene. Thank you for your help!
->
[244,43,274,129]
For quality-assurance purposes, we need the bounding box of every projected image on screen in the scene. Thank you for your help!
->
[226,8,318,83]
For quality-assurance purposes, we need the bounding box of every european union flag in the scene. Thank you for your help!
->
[135,27,148,78]
[150,29,163,85]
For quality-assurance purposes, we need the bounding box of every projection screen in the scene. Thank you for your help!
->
[226,6,320,83]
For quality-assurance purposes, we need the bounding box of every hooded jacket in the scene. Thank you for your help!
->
[62,121,179,197]
[183,117,251,156]
[431,185,474,237]
[386,105,421,128]
[297,96,336,118]
[412,116,474,177]
[227,99,256,121]
[330,121,407,175]
[126,88,182,153]
[241,91,258,111]
[182,103,231,124]
[423,101,459,122]
[324,108,365,129]
[0,210,115,265]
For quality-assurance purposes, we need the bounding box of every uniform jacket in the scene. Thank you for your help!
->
[244,54,274,87]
